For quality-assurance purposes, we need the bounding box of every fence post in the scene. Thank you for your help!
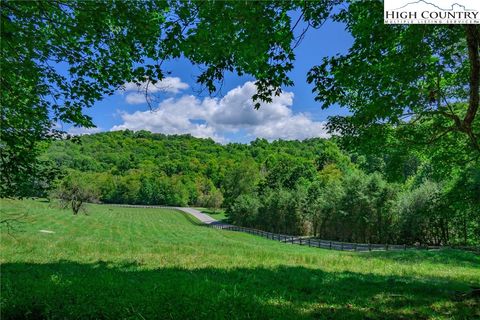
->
[341,242,343,251]
[385,243,389,251]
[368,243,371,251]
[308,238,311,247]
[404,244,407,250]
[329,241,332,249]
[354,243,357,251]
[299,238,302,246]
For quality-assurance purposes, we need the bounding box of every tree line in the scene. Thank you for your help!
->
[41,130,479,246]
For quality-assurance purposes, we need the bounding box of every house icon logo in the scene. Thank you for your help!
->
[384,0,480,24]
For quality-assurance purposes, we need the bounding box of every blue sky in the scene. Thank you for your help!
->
[68,14,353,143]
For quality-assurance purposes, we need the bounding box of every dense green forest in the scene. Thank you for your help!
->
[40,130,479,246]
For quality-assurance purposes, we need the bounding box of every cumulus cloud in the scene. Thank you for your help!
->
[125,93,147,105]
[122,77,189,104]
[112,95,225,142]
[68,126,102,136]
[112,81,329,142]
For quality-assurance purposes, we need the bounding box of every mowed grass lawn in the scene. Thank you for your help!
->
[1,199,479,320]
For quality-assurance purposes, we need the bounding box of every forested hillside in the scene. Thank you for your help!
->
[41,130,479,246]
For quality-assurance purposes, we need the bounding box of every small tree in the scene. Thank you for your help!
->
[53,172,99,215]
[206,188,224,213]
[199,187,224,213]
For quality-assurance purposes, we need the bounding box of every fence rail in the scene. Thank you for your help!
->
[207,224,441,252]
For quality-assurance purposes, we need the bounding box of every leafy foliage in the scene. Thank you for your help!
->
[42,131,479,245]
[1,0,335,196]
[307,1,479,152]
[2,0,478,246]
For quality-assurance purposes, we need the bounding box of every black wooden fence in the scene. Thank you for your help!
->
[207,224,441,252]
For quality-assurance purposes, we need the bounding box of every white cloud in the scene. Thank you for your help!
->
[68,126,102,136]
[125,93,147,104]
[122,77,189,104]
[251,114,328,140]
[112,81,329,142]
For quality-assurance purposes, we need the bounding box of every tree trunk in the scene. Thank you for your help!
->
[464,25,480,150]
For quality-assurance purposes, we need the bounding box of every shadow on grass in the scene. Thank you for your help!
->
[2,261,478,320]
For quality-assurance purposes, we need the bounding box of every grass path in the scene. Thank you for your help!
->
[1,199,479,319]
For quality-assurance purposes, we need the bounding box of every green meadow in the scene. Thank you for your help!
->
[1,199,479,319]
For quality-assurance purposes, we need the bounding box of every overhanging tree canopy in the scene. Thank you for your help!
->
[1,0,478,197]
[307,1,479,153]
[0,0,334,196]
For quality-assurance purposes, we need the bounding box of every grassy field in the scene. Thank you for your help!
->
[1,199,479,319]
